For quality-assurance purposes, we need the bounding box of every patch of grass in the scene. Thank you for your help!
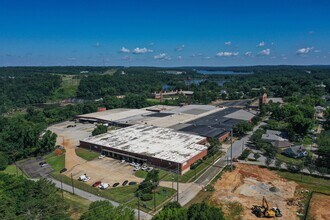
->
[62,191,91,220]
[276,171,330,194]
[275,153,303,165]
[45,151,65,172]
[51,173,175,211]
[125,187,176,212]
[135,152,223,183]
[0,164,27,177]
[225,201,244,220]
[75,148,99,161]
[301,136,313,145]
[50,75,80,101]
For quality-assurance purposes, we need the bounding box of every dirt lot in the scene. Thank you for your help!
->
[211,164,299,220]
[308,193,330,220]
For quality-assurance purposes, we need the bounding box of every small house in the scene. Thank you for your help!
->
[282,146,307,158]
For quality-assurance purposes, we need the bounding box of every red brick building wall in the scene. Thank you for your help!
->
[79,140,208,175]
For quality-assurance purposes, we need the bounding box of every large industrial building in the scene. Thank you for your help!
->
[77,104,256,174]
[80,124,208,174]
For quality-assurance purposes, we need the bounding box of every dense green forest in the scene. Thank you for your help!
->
[0,174,70,219]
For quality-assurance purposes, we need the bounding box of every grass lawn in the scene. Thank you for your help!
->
[51,173,175,211]
[0,164,27,177]
[275,153,303,165]
[75,148,99,161]
[125,187,176,212]
[135,152,223,183]
[62,191,91,220]
[50,75,80,101]
[276,171,330,194]
[44,151,65,172]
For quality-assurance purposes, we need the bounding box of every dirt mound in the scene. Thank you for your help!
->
[211,164,299,220]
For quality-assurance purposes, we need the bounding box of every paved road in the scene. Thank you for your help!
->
[48,178,153,220]
[195,122,266,187]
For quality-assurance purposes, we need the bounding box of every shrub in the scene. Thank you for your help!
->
[141,193,153,201]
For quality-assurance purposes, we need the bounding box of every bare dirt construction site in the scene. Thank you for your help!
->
[210,164,299,220]
[308,193,330,220]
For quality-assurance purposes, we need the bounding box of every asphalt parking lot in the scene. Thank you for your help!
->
[69,156,143,188]
[48,121,96,147]
[17,157,53,178]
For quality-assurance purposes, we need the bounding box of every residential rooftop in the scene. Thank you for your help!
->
[81,124,207,164]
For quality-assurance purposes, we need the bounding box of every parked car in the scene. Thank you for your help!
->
[122,180,128,186]
[121,160,126,163]
[99,183,109,189]
[112,182,120,187]
[92,181,102,187]
[79,174,91,182]
[39,162,48,167]
[129,162,136,166]
[98,155,106,159]
[146,167,153,172]
[128,182,137,186]
[141,165,148,171]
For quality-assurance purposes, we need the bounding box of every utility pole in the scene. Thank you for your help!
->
[153,190,156,211]
[171,175,174,192]
[177,163,179,202]
[230,129,233,171]
[71,173,75,195]
[61,175,64,199]
[137,193,141,220]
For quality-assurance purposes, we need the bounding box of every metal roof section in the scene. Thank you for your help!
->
[223,109,255,121]
[82,124,207,164]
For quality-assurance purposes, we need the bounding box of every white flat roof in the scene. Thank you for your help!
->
[82,124,207,164]
[77,109,151,122]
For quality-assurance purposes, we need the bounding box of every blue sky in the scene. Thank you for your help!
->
[1,0,330,66]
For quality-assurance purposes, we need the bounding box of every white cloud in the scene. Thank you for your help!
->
[178,56,182,60]
[216,51,239,57]
[258,49,271,56]
[175,44,185,51]
[133,47,153,54]
[120,47,130,53]
[244,51,252,57]
[257,41,265,47]
[154,53,171,60]
[224,41,232,46]
[296,47,314,55]
[204,56,211,59]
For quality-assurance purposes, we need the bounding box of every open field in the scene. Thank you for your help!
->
[50,74,81,101]
[210,164,300,220]
[307,193,330,220]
